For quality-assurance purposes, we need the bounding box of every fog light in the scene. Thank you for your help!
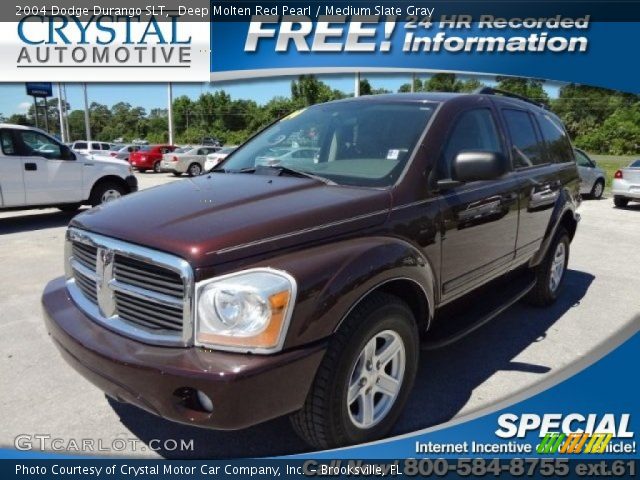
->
[196,390,214,413]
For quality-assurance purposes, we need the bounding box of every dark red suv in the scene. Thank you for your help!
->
[129,145,177,173]
[43,90,581,449]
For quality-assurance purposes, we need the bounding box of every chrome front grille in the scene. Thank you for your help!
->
[65,228,193,346]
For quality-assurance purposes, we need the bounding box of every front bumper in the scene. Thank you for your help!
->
[125,175,138,193]
[42,277,325,430]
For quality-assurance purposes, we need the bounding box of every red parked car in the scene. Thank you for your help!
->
[129,145,177,173]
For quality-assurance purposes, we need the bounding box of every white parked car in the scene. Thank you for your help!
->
[160,146,220,176]
[70,140,115,156]
[574,149,606,199]
[612,159,640,208]
[204,146,237,171]
[255,146,319,167]
[0,124,137,212]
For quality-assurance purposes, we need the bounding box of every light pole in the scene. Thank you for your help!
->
[83,83,91,144]
[167,83,174,145]
[57,83,66,142]
[354,72,361,97]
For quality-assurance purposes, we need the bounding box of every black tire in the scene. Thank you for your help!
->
[58,203,81,213]
[153,161,162,173]
[524,229,570,307]
[614,196,629,208]
[172,172,182,177]
[90,181,126,207]
[187,163,202,176]
[290,292,419,449]
[590,179,604,199]
[138,168,147,173]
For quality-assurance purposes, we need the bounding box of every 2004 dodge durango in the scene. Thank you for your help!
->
[42,90,581,449]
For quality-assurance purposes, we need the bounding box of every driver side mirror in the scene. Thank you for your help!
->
[61,145,76,161]
[437,151,507,190]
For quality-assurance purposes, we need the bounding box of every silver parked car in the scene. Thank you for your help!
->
[574,148,606,199]
[160,146,220,176]
[612,159,640,208]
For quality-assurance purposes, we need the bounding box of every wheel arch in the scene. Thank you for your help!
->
[258,236,437,349]
[88,175,130,202]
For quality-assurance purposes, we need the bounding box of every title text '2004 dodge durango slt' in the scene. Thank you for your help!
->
[43,90,581,449]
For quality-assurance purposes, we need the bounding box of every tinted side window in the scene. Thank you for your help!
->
[101,143,110,150]
[74,142,87,150]
[538,114,574,163]
[0,130,18,156]
[574,150,593,167]
[18,130,62,159]
[502,109,546,168]
[440,108,503,178]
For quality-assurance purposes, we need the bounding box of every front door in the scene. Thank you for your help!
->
[0,129,25,207]
[16,129,83,205]
[437,108,519,302]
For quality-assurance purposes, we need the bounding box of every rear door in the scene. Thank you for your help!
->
[0,129,25,207]
[502,108,572,264]
[437,107,520,302]
[17,129,83,205]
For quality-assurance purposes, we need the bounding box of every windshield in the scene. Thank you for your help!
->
[219,101,438,187]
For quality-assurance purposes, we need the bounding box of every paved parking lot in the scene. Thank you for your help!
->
[0,173,638,458]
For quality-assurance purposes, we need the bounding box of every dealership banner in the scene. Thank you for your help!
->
[0,0,639,477]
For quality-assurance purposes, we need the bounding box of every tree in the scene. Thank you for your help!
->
[291,75,345,106]
[495,76,550,106]
[6,114,31,126]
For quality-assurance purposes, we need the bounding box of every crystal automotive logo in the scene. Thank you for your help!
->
[16,15,192,68]
[496,414,635,455]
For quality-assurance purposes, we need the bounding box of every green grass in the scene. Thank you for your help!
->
[587,153,639,191]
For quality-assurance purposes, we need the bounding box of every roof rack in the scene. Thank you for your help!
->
[473,86,547,109]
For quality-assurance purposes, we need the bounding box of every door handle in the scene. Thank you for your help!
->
[24,163,37,171]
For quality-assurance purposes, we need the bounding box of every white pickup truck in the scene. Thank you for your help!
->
[0,124,137,212]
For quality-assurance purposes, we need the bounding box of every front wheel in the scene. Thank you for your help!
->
[590,179,604,199]
[290,293,419,449]
[524,229,570,307]
[153,161,162,173]
[90,181,126,206]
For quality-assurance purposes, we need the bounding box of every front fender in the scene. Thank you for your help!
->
[235,236,437,349]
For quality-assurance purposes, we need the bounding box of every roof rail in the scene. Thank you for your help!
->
[473,86,547,109]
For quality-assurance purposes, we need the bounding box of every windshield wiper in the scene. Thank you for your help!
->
[212,165,336,185]
[210,167,256,173]
[264,165,336,185]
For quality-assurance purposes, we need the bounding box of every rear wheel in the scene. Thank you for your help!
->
[614,196,629,208]
[290,292,418,449]
[590,179,604,199]
[90,181,126,206]
[187,163,202,176]
[524,229,570,307]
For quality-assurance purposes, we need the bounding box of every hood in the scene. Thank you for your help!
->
[71,173,391,267]
[85,153,130,167]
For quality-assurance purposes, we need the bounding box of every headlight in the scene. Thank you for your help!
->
[195,268,296,353]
